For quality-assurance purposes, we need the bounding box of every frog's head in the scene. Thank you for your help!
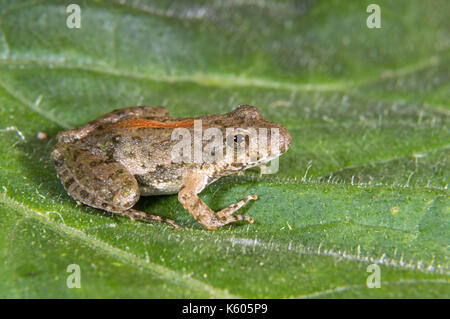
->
[213,105,291,172]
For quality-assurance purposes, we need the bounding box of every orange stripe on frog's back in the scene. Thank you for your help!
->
[111,118,194,129]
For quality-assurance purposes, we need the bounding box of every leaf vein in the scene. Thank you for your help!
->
[1,191,239,298]
[293,279,449,299]
[0,76,69,128]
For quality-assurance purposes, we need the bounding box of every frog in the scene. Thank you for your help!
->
[51,105,291,230]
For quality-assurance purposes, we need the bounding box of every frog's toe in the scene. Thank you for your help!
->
[233,214,255,224]
[121,209,180,229]
[215,194,258,220]
[214,213,255,228]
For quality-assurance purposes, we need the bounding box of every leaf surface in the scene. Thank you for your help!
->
[0,0,448,298]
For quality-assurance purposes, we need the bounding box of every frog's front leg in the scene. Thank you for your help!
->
[52,143,179,229]
[178,171,256,230]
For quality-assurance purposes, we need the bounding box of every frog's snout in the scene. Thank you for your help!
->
[278,126,292,153]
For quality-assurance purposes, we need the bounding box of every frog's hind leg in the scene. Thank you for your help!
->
[51,143,179,229]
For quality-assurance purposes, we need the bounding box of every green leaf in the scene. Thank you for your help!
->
[0,0,448,298]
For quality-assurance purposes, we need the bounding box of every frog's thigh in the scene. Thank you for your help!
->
[51,143,140,212]
[178,172,255,230]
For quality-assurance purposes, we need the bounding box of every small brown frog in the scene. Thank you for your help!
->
[51,105,291,230]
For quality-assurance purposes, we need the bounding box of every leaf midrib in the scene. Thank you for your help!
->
[0,54,444,93]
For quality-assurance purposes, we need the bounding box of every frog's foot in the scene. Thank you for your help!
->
[215,195,257,224]
[119,209,180,230]
[178,171,257,230]
[211,213,254,229]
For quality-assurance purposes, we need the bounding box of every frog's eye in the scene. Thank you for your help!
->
[233,134,245,144]
[229,131,250,149]
[227,128,253,149]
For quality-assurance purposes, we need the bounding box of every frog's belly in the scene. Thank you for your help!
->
[134,167,185,196]
[137,179,183,196]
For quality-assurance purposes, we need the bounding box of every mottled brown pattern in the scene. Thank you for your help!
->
[52,105,291,230]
